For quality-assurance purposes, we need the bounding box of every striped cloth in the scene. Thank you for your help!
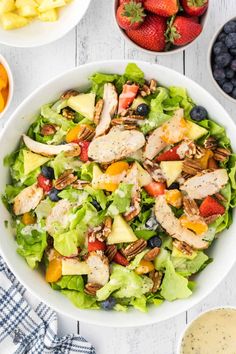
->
[0,256,96,354]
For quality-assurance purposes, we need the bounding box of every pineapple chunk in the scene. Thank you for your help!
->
[38,8,58,21]
[16,0,38,7]
[1,13,29,30]
[18,6,38,17]
[0,0,15,14]
[38,0,66,12]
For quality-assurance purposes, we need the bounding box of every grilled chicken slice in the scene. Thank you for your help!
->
[95,83,118,137]
[88,128,145,163]
[144,126,167,160]
[86,251,110,286]
[13,184,44,215]
[155,195,209,250]
[23,134,77,156]
[123,164,141,221]
[46,200,71,236]
[180,169,229,199]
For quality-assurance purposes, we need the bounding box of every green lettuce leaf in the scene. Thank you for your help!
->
[130,295,147,312]
[107,183,133,216]
[61,290,98,309]
[171,251,210,277]
[90,72,119,97]
[50,152,82,178]
[59,188,88,204]
[53,230,82,257]
[41,104,75,131]
[35,199,54,220]
[51,275,84,291]
[84,185,107,210]
[168,86,194,117]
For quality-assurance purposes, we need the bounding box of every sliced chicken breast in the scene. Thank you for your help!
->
[144,126,167,160]
[95,83,118,137]
[180,169,229,199]
[86,251,110,286]
[13,184,44,215]
[155,195,209,250]
[88,128,145,163]
[46,199,71,236]
[23,135,77,156]
[123,163,141,221]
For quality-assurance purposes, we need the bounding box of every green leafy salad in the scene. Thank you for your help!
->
[3,63,236,312]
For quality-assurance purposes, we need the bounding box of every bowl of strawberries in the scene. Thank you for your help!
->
[114,0,210,54]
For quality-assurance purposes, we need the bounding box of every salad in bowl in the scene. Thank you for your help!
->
[3,63,236,313]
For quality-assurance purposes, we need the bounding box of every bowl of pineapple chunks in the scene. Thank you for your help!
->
[0,0,91,47]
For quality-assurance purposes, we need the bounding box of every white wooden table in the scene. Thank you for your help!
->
[1,1,236,353]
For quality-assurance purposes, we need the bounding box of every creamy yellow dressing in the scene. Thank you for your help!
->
[180,308,236,354]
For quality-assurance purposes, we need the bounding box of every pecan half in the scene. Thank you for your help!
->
[149,270,163,293]
[77,125,95,142]
[143,159,165,183]
[62,108,76,120]
[111,117,141,127]
[65,145,81,157]
[183,196,199,216]
[84,283,102,296]
[140,84,151,97]
[215,192,227,202]
[124,205,141,222]
[182,158,202,175]
[195,146,206,159]
[123,125,137,130]
[204,136,218,150]
[121,239,147,260]
[144,247,160,261]
[61,89,79,99]
[103,216,112,238]
[71,180,90,189]
[94,99,104,126]
[204,214,221,225]
[214,147,231,162]
[173,239,194,256]
[149,79,157,93]
[105,245,117,262]
[55,169,77,190]
[40,124,57,136]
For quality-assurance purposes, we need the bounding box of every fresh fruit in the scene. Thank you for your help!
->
[222,81,233,94]
[185,121,208,140]
[45,258,62,283]
[100,297,116,310]
[231,59,236,71]
[147,235,162,248]
[88,239,106,252]
[198,150,213,169]
[225,68,234,79]
[48,187,61,202]
[104,161,129,191]
[67,93,96,120]
[66,124,94,143]
[91,199,102,211]
[168,182,180,190]
[38,0,65,12]
[1,12,29,30]
[224,20,236,34]
[213,68,225,82]
[37,174,52,192]
[126,14,167,52]
[79,141,90,162]
[113,251,129,266]
[107,214,138,244]
[143,0,178,17]
[41,166,55,180]
[160,161,183,187]
[0,64,8,87]
[135,161,152,187]
[136,103,149,116]
[118,83,139,113]
[181,0,208,16]
[213,42,228,56]
[232,88,236,99]
[61,259,90,275]
[135,259,154,274]
[179,215,208,235]
[120,0,142,3]
[38,8,58,22]
[23,150,50,175]
[169,16,202,46]
[215,53,232,67]
[16,0,38,17]
[225,33,236,49]
[144,181,166,197]
[161,115,187,144]
[156,145,181,162]
[0,0,15,14]
[22,212,36,225]
[131,95,146,110]
[165,189,182,208]
[199,196,226,217]
[92,164,104,189]
[116,1,145,30]
[190,105,208,121]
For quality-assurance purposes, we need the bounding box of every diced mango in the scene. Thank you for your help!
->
[104,161,129,192]
[161,117,188,144]
[198,150,214,169]
[1,13,29,30]
[165,189,182,208]
[45,258,62,283]
[135,259,154,275]
[0,92,4,112]
[0,64,8,87]
[22,212,36,225]
[1,86,8,105]
[180,215,208,235]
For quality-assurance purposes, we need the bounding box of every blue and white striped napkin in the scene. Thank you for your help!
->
[0,256,96,354]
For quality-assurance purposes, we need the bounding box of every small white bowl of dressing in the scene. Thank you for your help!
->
[177,306,236,354]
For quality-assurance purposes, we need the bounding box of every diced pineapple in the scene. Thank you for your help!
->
[38,8,58,21]
[16,0,38,7]
[38,0,66,12]
[1,13,29,30]
[0,0,15,15]
[18,6,38,17]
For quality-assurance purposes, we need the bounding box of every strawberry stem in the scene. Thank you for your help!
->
[187,0,207,7]
[122,2,146,24]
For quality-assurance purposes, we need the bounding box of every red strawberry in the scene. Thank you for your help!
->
[143,0,178,17]
[126,14,167,52]
[144,181,166,197]
[37,174,52,192]
[120,0,142,4]
[88,239,106,252]
[181,0,208,16]
[113,252,129,266]
[184,15,199,23]
[116,1,145,30]
[79,141,90,162]
[156,145,181,161]
[199,196,226,218]
[169,16,202,46]
[118,83,139,113]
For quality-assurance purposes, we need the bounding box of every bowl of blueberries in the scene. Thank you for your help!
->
[209,17,236,101]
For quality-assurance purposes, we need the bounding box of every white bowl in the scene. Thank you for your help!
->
[0,0,91,48]
[207,16,236,103]
[0,60,236,327]
[113,0,211,56]
[0,54,13,119]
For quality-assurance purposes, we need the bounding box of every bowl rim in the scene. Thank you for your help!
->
[112,0,211,56]
[176,305,236,353]
[1,60,236,327]
[0,0,91,48]
[0,54,14,119]
[207,15,236,103]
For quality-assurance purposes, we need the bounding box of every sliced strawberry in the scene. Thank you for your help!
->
[116,2,145,31]
[118,83,139,113]
[144,181,166,197]
[169,16,202,46]
[88,239,106,252]
[37,174,52,192]
[144,0,178,17]
[113,251,129,266]
[156,145,181,161]
[79,141,90,162]
[199,196,225,218]
[181,0,208,16]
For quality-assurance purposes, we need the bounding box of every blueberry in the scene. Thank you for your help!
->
[145,216,159,231]
[224,20,236,34]
[91,199,102,211]
[213,68,225,81]
[225,68,235,79]
[100,297,116,310]
[49,188,61,202]
[231,59,236,71]
[168,182,180,190]
[136,103,149,117]
[41,166,55,180]
[218,32,227,42]
[222,81,233,94]
[231,77,236,86]
[213,42,228,55]
[148,235,162,249]
[231,87,236,99]
[215,53,232,67]
[225,33,236,49]
[190,106,208,121]
[217,79,226,87]
[230,47,236,56]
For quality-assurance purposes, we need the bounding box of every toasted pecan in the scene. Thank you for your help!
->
[182,158,202,175]
[121,239,147,260]
[173,239,194,256]
[144,247,160,261]
[183,196,199,216]
[55,169,77,190]
[149,270,163,293]
[105,245,117,262]
[214,147,231,162]
[40,124,57,136]
[94,99,104,126]
[84,283,102,296]
[61,89,79,99]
